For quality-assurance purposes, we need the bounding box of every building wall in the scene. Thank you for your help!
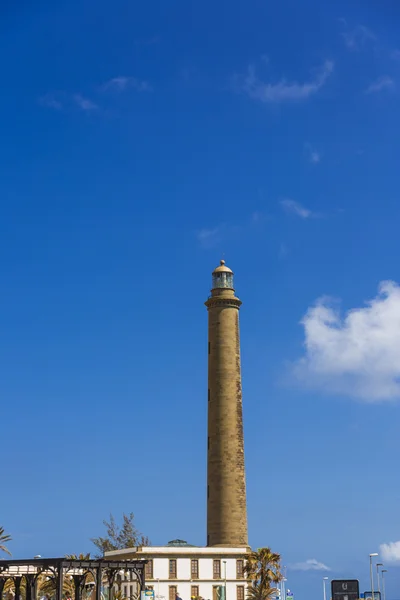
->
[143,556,246,600]
[105,547,248,600]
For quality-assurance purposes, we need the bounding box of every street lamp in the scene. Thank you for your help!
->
[323,577,329,600]
[381,570,387,600]
[281,578,287,600]
[376,564,383,597]
[370,553,379,600]
[223,561,227,600]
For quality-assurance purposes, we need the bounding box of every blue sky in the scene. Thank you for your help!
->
[2,0,400,598]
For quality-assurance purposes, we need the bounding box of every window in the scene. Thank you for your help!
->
[191,586,199,599]
[145,560,154,579]
[212,587,219,600]
[169,587,177,600]
[213,560,221,579]
[191,559,199,579]
[169,559,177,579]
[236,560,244,579]
[146,587,154,591]
[237,587,245,600]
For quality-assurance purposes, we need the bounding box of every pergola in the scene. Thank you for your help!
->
[0,558,147,600]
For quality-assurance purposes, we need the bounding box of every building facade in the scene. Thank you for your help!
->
[106,541,248,600]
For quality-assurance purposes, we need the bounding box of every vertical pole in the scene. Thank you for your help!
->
[381,572,386,600]
[14,578,22,600]
[56,564,64,600]
[323,580,326,600]
[223,561,227,600]
[370,556,375,600]
[376,566,381,598]
[95,567,102,600]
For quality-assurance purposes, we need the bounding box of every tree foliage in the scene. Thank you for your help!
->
[91,513,150,557]
[0,526,11,556]
[245,547,282,600]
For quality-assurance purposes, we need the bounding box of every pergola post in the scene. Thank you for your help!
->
[95,566,102,600]
[56,563,64,600]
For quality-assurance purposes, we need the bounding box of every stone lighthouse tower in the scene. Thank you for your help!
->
[205,260,248,547]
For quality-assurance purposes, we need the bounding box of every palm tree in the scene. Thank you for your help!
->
[0,526,11,556]
[245,547,282,600]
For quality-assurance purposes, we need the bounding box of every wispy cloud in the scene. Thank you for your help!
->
[197,211,269,248]
[73,94,98,111]
[39,94,63,110]
[197,227,224,248]
[239,60,334,103]
[280,199,318,219]
[290,559,331,572]
[380,541,400,562]
[304,143,321,164]
[365,76,394,94]
[341,23,376,50]
[292,281,400,401]
[102,76,152,92]
[39,92,98,112]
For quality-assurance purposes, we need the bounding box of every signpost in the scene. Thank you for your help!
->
[331,580,360,600]
[364,592,381,600]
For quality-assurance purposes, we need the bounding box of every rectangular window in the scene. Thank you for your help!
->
[236,560,244,579]
[169,587,177,600]
[124,586,128,598]
[191,559,199,579]
[191,586,199,599]
[213,559,221,579]
[212,587,219,600]
[237,587,245,600]
[169,559,177,579]
[145,559,154,579]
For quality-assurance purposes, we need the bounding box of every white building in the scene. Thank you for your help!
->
[105,540,249,600]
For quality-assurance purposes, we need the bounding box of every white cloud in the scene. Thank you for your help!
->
[304,143,321,164]
[197,227,222,247]
[241,60,334,103]
[280,199,316,219]
[293,281,400,401]
[73,94,98,111]
[291,559,331,572]
[342,24,376,50]
[39,94,63,110]
[380,541,400,562]
[103,76,152,92]
[366,76,394,94]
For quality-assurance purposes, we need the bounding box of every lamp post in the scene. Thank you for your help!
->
[370,553,379,600]
[323,577,329,600]
[381,570,387,600]
[223,561,227,600]
[282,578,287,600]
[376,564,383,598]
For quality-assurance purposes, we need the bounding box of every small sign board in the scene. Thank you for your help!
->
[141,591,155,600]
[331,580,360,600]
[364,592,381,600]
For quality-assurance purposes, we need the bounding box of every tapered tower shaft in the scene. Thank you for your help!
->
[205,260,248,547]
